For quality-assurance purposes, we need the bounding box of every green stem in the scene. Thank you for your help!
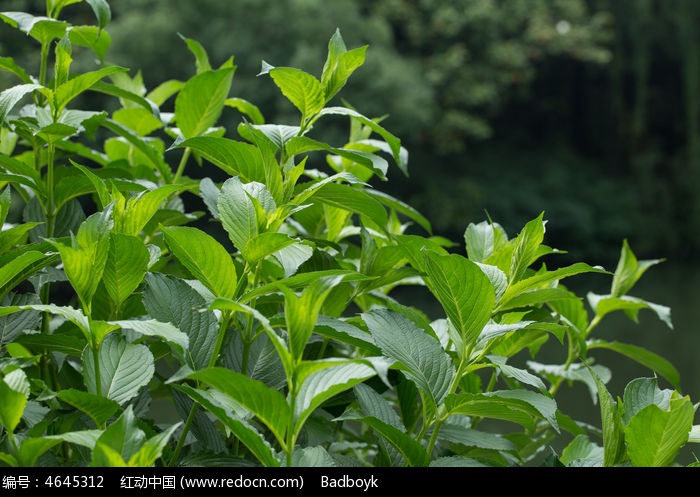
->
[39,42,49,88]
[208,311,232,369]
[168,404,197,467]
[45,143,56,238]
[172,148,191,184]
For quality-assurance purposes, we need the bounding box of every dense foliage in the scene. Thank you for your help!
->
[0,1,697,467]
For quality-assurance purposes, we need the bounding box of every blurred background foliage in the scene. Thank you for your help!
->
[3,0,699,266]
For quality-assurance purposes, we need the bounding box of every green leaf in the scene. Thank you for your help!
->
[321,30,367,102]
[489,355,547,391]
[445,390,558,431]
[100,120,171,181]
[147,79,184,106]
[528,361,611,404]
[423,251,495,352]
[190,367,290,447]
[91,82,159,117]
[314,315,379,353]
[268,67,324,123]
[0,56,32,83]
[0,374,28,433]
[68,25,111,61]
[621,377,673,425]
[286,136,388,180]
[16,438,62,467]
[102,233,149,309]
[509,212,545,282]
[176,385,280,467]
[143,273,217,370]
[0,83,41,124]
[499,263,607,310]
[560,434,603,466]
[272,242,314,278]
[0,250,55,301]
[114,184,188,236]
[292,446,336,467]
[86,0,111,30]
[244,232,295,264]
[338,411,429,467]
[0,12,68,44]
[316,107,405,174]
[0,293,41,345]
[295,362,376,431]
[175,67,235,138]
[590,367,625,466]
[162,226,237,299]
[224,97,264,124]
[309,182,388,227]
[50,212,111,310]
[282,276,343,360]
[587,293,672,329]
[363,309,454,407]
[179,34,211,74]
[588,340,680,390]
[110,318,189,352]
[45,430,102,449]
[218,176,258,253]
[91,442,127,467]
[367,190,431,234]
[465,221,496,262]
[611,239,663,298]
[57,388,119,427]
[94,406,144,463]
[625,396,694,466]
[54,66,127,114]
[128,423,181,467]
[437,423,516,452]
[83,333,154,404]
[354,383,405,465]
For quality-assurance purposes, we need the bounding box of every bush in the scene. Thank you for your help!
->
[0,2,695,467]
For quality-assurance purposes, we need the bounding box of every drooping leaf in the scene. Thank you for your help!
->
[363,309,454,407]
[294,362,376,432]
[272,242,314,278]
[85,0,111,30]
[110,318,188,352]
[190,368,290,447]
[0,83,41,124]
[83,333,154,404]
[224,97,264,124]
[437,423,516,452]
[588,341,680,390]
[309,182,388,228]
[179,34,211,74]
[57,388,120,427]
[587,293,672,330]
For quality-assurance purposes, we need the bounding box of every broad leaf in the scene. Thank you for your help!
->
[83,333,154,404]
[0,374,28,433]
[143,273,218,370]
[16,438,62,467]
[110,318,189,352]
[0,83,41,124]
[588,340,680,389]
[587,293,672,330]
[268,67,324,123]
[295,362,376,431]
[163,226,236,298]
[102,233,149,309]
[54,66,127,114]
[57,388,119,427]
[621,377,673,425]
[175,67,235,138]
[591,368,625,466]
[625,396,694,467]
[611,239,663,298]
[437,423,516,452]
[94,406,144,463]
[423,251,495,352]
[309,182,388,228]
[128,423,181,467]
[363,308,454,407]
[292,446,336,467]
[509,212,545,282]
[559,435,603,466]
[190,368,290,447]
[218,176,258,253]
